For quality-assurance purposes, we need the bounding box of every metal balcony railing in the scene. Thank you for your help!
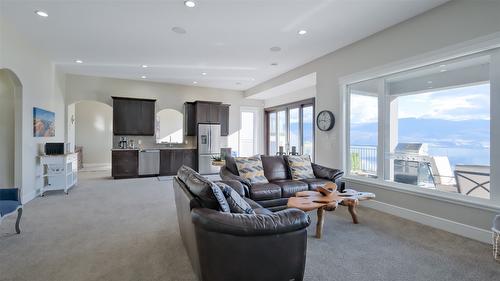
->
[350,145,377,175]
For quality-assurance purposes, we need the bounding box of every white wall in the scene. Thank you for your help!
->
[65,74,264,154]
[0,18,66,202]
[156,109,183,144]
[246,0,500,238]
[264,86,316,108]
[75,101,113,165]
[0,71,15,187]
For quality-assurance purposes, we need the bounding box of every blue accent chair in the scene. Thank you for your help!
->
[0,188,22,234]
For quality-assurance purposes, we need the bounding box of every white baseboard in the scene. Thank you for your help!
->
[362,200,493,244]
[82,163,111,168]
[21,189,39,204]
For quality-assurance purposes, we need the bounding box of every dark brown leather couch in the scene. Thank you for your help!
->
[220,155,344,211]
[174,165,311,281]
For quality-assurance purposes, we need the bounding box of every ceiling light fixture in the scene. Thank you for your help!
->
[172,26,187,34]
[440,64,447,68]
[440,69,447,72]
[298,30,307,35]
[141,64,148,68]
[35,10,48,17]
[201,72,207,76]
[184,1,196,8]
[427,81,433,84]
[141,75,147,79]
[75,60,83,64]
[193,81,198,84]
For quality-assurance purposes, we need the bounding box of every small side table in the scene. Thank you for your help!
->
[39,153,78,196]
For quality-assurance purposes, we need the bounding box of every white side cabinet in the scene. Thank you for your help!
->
[39,153,78,196]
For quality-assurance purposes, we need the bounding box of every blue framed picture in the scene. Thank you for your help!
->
[33,107,55,137]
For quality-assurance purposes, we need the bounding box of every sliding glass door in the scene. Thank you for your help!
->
[266,99,315,160]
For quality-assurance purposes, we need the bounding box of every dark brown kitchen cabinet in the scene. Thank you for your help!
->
[184,101,229,136]
[219,104,230,136]
[160,149,197,176]
[184,102,196,136]
[112,150,138,179]
[113,97,156,135]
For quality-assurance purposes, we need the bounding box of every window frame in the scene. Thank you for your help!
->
[265,98,315,160]
[339,36,500,209]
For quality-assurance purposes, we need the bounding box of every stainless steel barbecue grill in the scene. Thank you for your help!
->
[392,143,435,188]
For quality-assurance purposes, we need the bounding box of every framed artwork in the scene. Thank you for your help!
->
[33,107,55,137]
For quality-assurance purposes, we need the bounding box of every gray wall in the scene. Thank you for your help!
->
[246,0,500,236]
[0,71,15,187]
[75,101,113,165]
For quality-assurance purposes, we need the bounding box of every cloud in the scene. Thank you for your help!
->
[398,84,490,121]
[350,94,378,124]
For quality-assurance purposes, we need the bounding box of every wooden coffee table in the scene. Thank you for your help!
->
[287,183,375,238]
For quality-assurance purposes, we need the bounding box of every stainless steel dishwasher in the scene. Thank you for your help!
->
[139,149,160,176]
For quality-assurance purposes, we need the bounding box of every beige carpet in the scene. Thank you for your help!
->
[1,171,499,281]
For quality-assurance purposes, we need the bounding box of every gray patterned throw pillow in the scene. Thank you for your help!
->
[286,155,315,180]
[216,182,255,214]
[234,156,269,184]
[210,182,231,213]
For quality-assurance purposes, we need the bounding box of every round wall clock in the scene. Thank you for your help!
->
[316,110,335,131]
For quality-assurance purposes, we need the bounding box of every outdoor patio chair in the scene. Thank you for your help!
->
[454,165,490,199]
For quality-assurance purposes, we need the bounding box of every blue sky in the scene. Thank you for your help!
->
[351,83,490,124]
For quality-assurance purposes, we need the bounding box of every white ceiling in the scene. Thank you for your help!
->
[1,0,449,91]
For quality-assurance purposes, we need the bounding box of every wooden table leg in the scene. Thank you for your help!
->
[316,207,325,239]
[347,201,359,224]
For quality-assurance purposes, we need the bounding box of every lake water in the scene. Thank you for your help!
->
[428,146,490,169]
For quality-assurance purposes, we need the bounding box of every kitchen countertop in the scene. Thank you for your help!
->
[112,148,197,151]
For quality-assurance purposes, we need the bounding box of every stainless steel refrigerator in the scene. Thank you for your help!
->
[198,124,221,174]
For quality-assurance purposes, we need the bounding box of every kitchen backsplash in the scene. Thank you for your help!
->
[113,135,197,149]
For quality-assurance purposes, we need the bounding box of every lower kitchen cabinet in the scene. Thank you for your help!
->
[112,150,138,179]
[160,149,197,176]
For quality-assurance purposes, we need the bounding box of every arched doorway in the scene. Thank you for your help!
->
[0,69,23,193]
[67,100,113,171]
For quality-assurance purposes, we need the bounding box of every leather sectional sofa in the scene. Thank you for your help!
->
[173,166,311,281]
[220,155,344,211]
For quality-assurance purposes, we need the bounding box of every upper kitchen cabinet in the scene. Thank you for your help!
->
[113,97,156,135]
[184,102,196,136]
[184,101,229,136]
[195,101,220,124]
[219,104,230,136]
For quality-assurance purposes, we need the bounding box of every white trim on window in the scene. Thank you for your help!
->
[339,32,500,207]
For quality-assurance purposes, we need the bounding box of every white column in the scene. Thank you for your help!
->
[490,51,500,204]
[385,97,398,181]
[377,79,386,179]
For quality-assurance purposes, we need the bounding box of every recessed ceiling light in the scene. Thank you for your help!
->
[75,60,83,64]
[270,62,278,66]
[201,72,207,76]
[298,30,307,35]
[172,26,187,34]
[427,81,433,84]
[440,64,447,68]
[141,75,147,79]
[141,64,148,68]
[193,81,198,84]
[184,1,196,8]
[440,69,447,72]
[35,10,48,17]
[270,46,281,52]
